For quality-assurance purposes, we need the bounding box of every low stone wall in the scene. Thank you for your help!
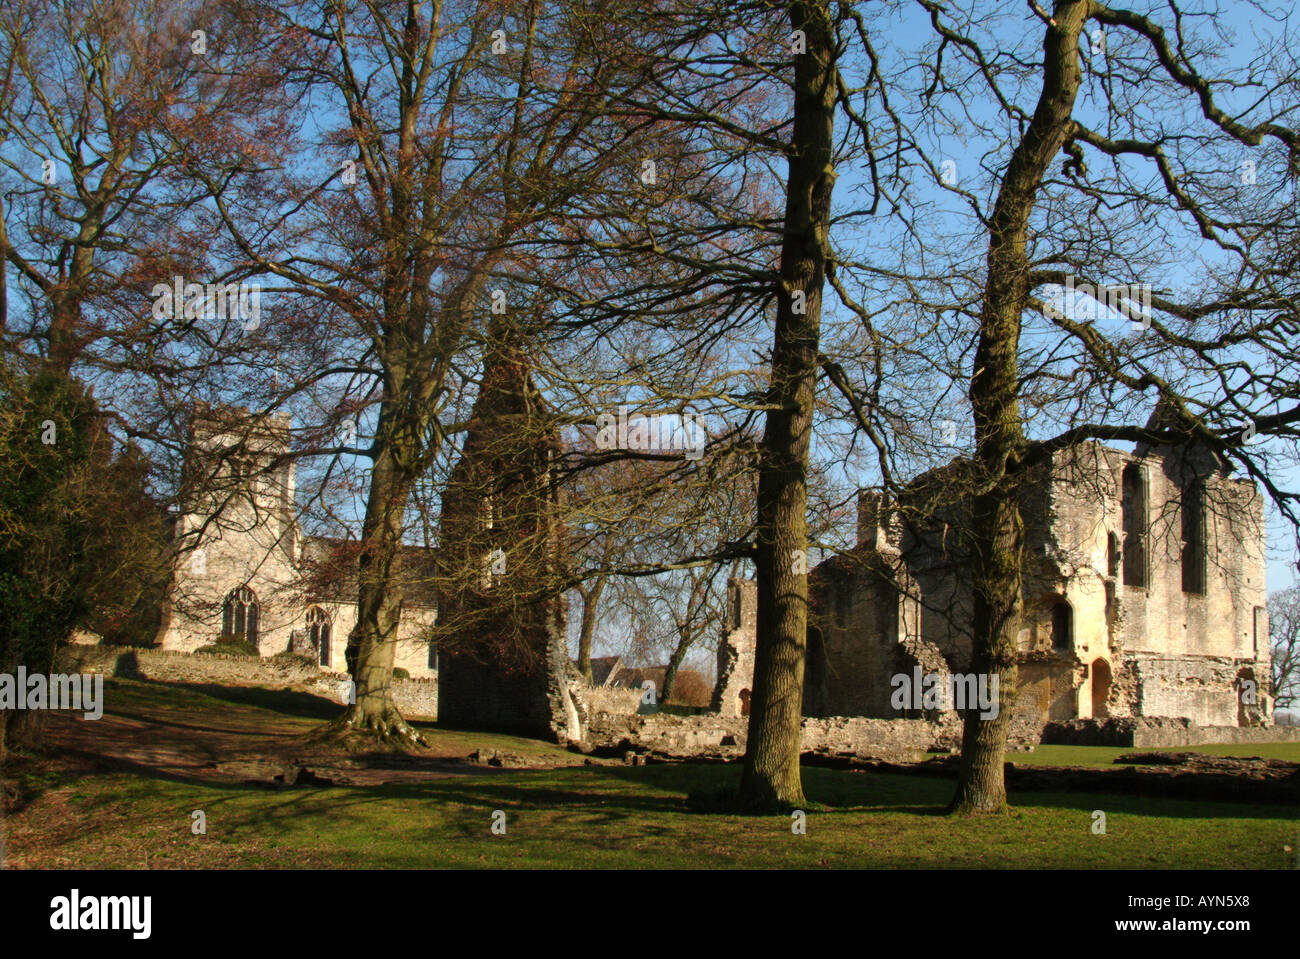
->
[582,686,644,717]
[1117,656,1244,727]
[55,643,438,719]
[1042,716,1300,747]
[588,711,980,763]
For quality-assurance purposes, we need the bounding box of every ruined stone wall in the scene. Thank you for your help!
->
[807,555,912,717]
[1043,716,1300,747]
[1114,654,1245,727]
[1109,447,1265,663]
[799,441,1269,730]
[1046,443,1269,724]
[437,656,551,731]
[583,686,643,717]
[432,329,578,742]
[1018,658,1085,723]
[712,579,756,717]
[587,711,1041,764]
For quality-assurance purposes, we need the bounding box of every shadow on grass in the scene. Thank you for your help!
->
[136,680,344,721]
[68,681,1300,832]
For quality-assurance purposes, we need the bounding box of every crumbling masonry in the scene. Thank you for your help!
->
[801,438,1271,730]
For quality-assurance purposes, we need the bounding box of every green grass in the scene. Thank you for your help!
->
[1013,743,1300,768]
[11,758,1297,869]
[96,677,581,761]
[6,679,1297,869]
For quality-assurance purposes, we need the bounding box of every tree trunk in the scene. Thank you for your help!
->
[661,630,691,703]
[950,0,1087,814]
[335,405,426,745]
[576,574,606,683]
[739,0,837,812]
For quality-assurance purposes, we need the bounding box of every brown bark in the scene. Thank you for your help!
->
[661,633,689,703]
[576,574,606,683]
[739,0,838,812]
[950,0,1088,815]
[335,403,426,744]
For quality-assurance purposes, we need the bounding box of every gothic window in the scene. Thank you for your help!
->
[222,586,259,646]
[307,606,332,667]
[1181,481,1207,595]
[1121,463,1148,588]
[834,586,851,629]
[1052,600,1073,650]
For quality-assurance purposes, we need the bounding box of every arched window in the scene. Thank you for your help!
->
[1090,659,1112,719]
[222,586,259,646]
[307,606,332,667]
[1051,600,1072,650]
[1181,480,1207,595]
[1121,464,1148,587]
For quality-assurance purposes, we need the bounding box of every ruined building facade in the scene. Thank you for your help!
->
[718,440,1271,730]
[434,329,586,742]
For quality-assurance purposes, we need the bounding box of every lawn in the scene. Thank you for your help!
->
[1013,743,1300,767]
[2,679,1296,869]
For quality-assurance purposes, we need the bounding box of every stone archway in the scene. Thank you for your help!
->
[1236,666,1265,726]
[739,688,751,716]
[1090,658,1111,719]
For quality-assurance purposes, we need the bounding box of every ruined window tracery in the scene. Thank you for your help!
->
[307,606,332,667]
[222,586,259,646]
[1121,463,1148,588]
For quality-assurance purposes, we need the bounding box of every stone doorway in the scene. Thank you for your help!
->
[1090,658,1111,719]
[739,688,751,716]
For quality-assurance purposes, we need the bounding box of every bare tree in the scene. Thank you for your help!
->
[818,0,1300,813]
[1268,587,1299,712]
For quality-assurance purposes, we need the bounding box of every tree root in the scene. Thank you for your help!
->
[324,705,428,749]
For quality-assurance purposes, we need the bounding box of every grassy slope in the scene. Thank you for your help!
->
[4,680,1297,870]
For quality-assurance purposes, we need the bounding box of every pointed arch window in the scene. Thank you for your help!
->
[307,606,332,667]
[1181,481,1207,595]
[1121,463,1148,588]
[1052,600,1073,650]
[222,586,259,646]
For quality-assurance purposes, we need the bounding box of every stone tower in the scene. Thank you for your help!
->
[433,328,584,741]
[155,405,300,654]
[712,579,757,717]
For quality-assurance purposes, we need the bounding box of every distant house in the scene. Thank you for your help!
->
[609,665,668,695]
[583,655,624,687]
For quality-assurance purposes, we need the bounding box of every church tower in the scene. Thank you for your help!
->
[155,405,301,654]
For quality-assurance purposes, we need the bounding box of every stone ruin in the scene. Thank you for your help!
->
[712,580,756,718]
[432,325,588,743]
[802,438,1272,734]
[151,393,1279,761]
[584,435,1279,761]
